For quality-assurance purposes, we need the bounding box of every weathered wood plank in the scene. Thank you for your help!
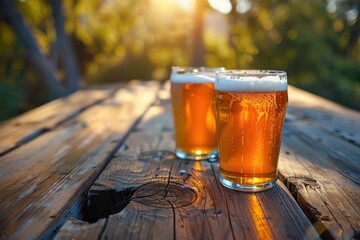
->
[6,82,358,239]
[288,86,360,147]
[288,86,360,120]
[54,218,106,240]
[58,86,318,240]
[89,143,318,239]
[0,80,161,240]
[279,121,360,239]
[278,86,360,239]
[0,88,118,156]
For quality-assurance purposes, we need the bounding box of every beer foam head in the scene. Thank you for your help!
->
[171,73,215,83]
[170,66,225,84]
[215,70,287,92]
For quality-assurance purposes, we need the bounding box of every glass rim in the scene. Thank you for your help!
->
[216,69,287,77]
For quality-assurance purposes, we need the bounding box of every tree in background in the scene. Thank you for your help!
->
[205,0,360,109]
[50,0,81,92]
[0,0,359,121]
[0,0,80,108]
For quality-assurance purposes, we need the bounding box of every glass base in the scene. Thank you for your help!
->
[219,174,277,192]
[175,149,218,161]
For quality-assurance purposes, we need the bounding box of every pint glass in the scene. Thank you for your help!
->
[170,67,224,160]
[214,70,288,192]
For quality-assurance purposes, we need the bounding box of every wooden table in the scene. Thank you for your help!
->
[0,80,359,240]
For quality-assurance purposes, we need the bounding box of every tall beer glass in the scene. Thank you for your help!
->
[170,67,224,160]
[214,70,288,192]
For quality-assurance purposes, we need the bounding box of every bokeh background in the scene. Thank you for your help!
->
[0,0,359,121]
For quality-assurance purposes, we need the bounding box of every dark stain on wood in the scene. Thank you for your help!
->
[88,188,137,223]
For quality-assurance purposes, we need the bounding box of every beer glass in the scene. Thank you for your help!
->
[214,70,288,192]
[170,67,224,160]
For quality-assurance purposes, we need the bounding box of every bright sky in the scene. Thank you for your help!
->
[172,0,196,12]
[149,0,196,13]
[150,0,256,14]
[208,0,232,14]
[167,0,252,15]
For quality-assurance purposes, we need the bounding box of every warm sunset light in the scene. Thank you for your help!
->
[208,0,232,14]
[249,194,273,239]
[173,0,196,12]
[0,1,358,240]
[1,0,359,122]
[236,0,252,13]
[193,161,205,171]
[149,0,196,13]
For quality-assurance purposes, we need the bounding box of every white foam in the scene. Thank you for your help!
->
[215,75,287,92]
[170,73,215,84]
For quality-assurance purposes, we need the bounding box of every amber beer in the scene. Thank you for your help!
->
[170,67,223,160]
[214,70,288,192]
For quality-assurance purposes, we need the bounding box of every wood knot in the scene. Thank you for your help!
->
[133,181,198,209]
[290,176,319,188]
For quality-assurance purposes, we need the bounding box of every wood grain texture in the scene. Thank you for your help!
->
[90,148,318,240]
[54,218,106,240]
[61,84,318,240]
[288,86,360,120]
[0,88,116,156]
[4,82,359,240]
[0,81,161,240]
[278,86,360,239]
[288,86,360,147]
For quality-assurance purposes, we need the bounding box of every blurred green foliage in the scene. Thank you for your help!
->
[0,0,359,121]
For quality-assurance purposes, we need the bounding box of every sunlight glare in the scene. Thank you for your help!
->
[346,9,358,25]
[149,0,195,16]
[193,161,204,171]
[236,0,252,14]
[326,0,336,13]
[208,0,232,14]
[170,0,196,12]
[249,194,273,239]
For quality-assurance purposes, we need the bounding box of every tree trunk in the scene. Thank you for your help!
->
[50,0,81,93]
[0,0,66,100]
[191,0,206,66]
[229,0,241,68]
[346,20,360,57]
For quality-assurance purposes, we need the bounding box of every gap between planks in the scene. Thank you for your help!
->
[56,82,319,240]
[55,83,359,240]
[0,80,162,240]
[0,84,123,157]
